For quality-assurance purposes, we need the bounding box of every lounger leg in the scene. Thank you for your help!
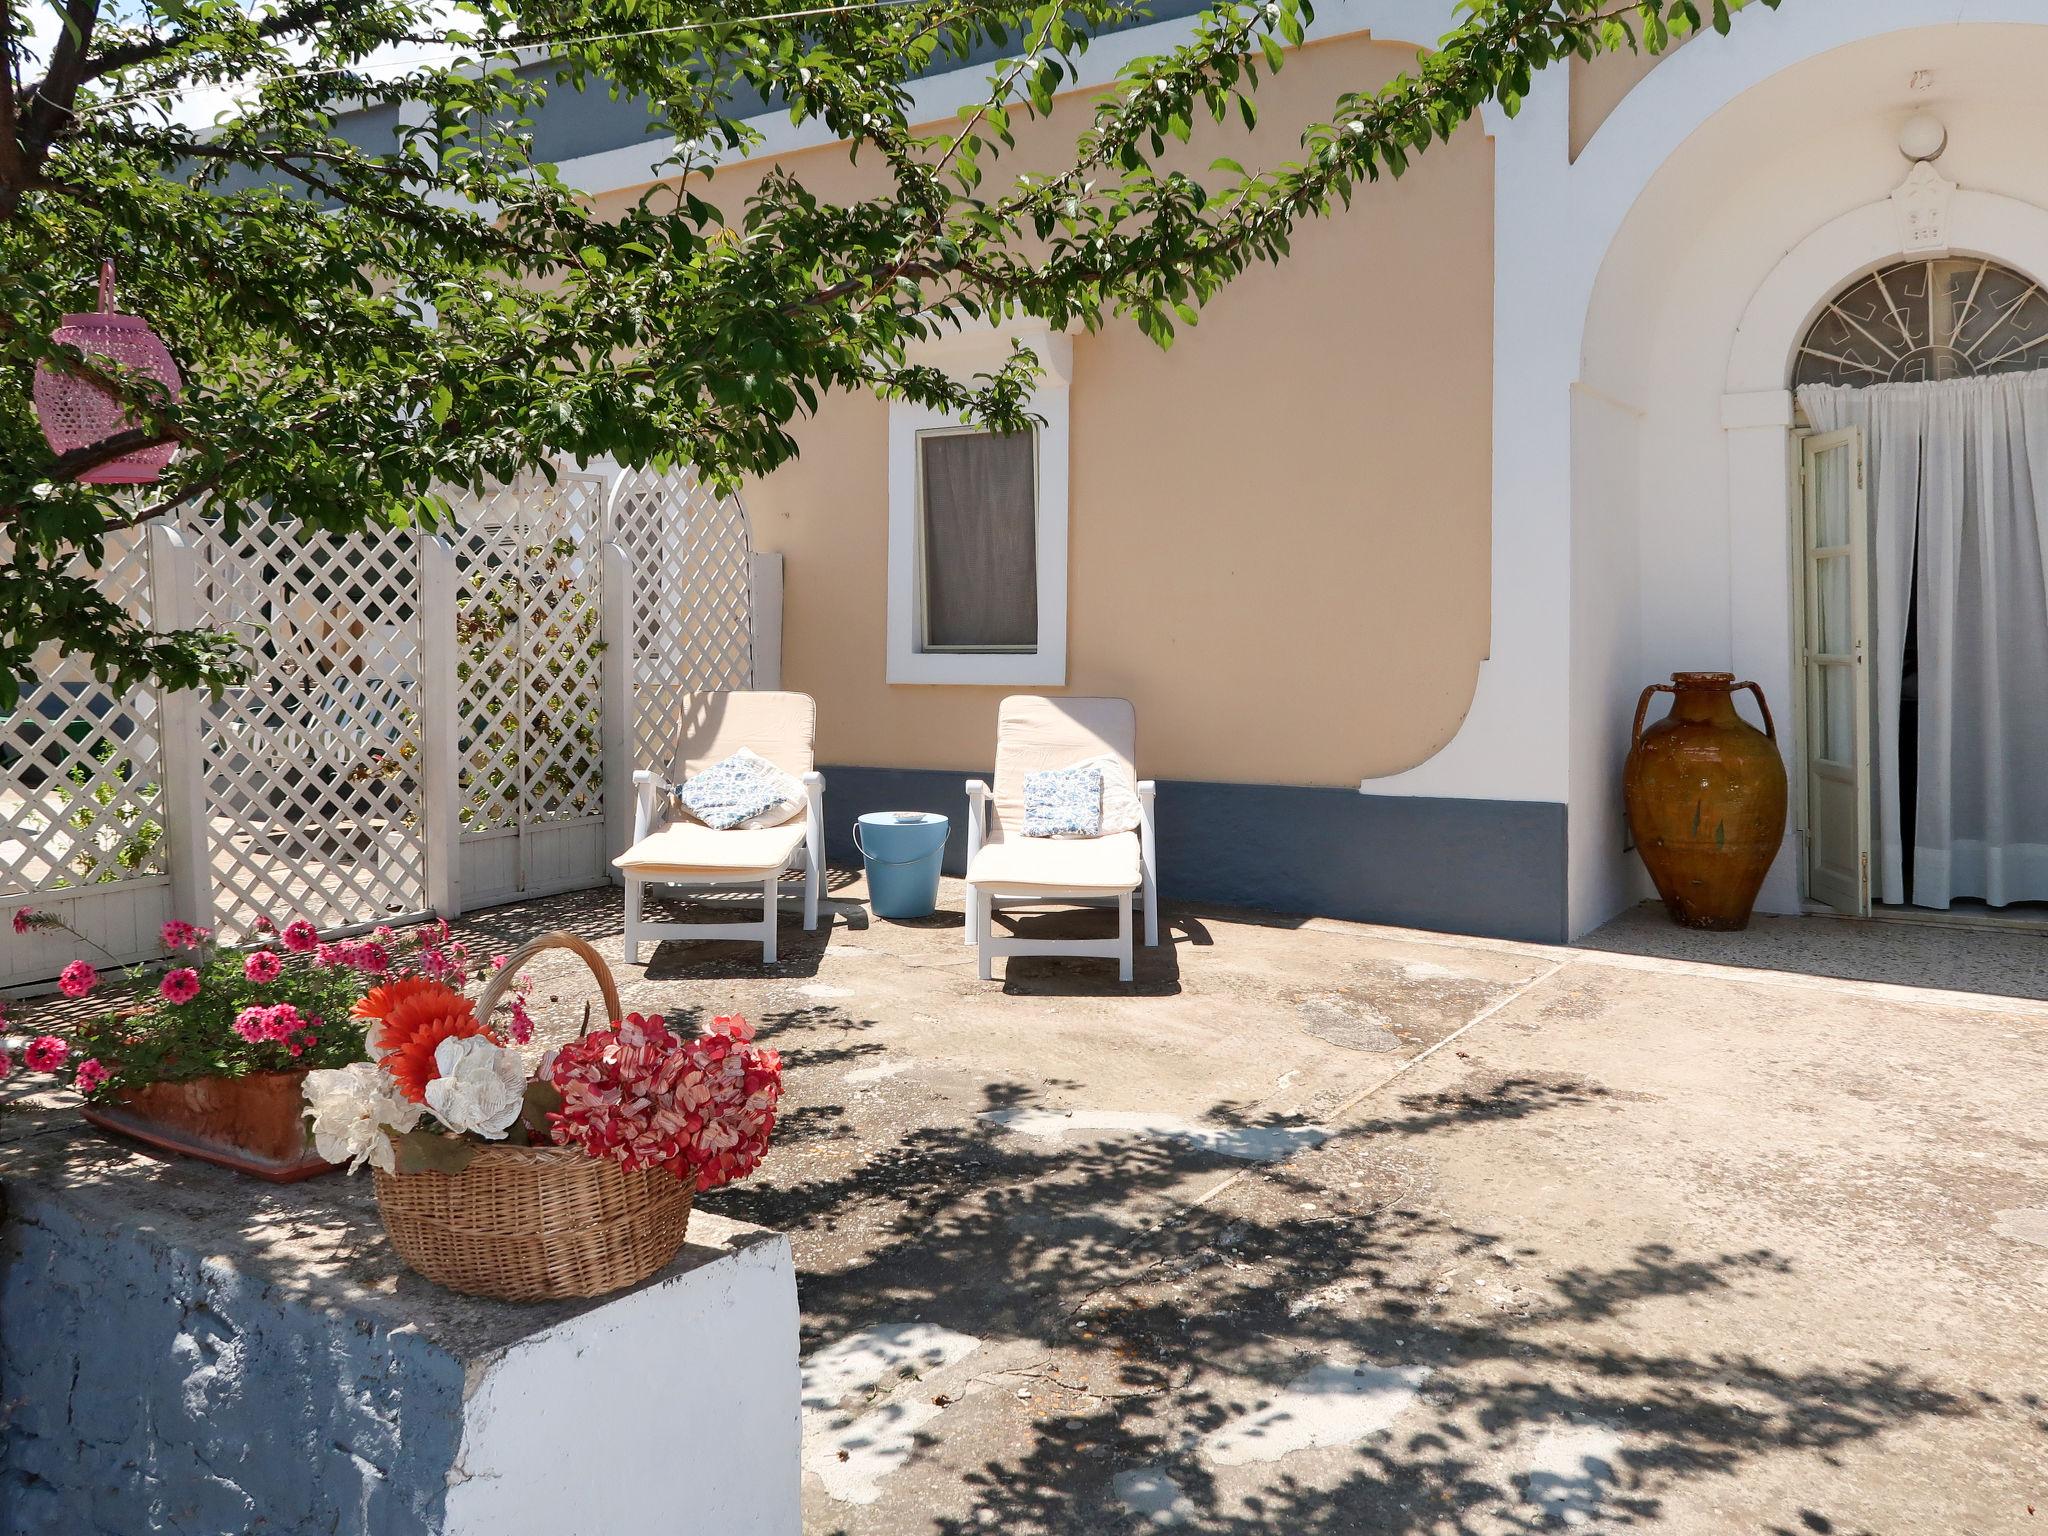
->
[761,874,778,965]
[977,894,995,982]
[804,840,820,931]
[1142,864,1159,949]
[962,882,977,946]
[624,876,643,966]
[1117,891,1134,982]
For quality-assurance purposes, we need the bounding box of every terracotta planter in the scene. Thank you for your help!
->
[81,1070,332,1182]
[1624,672,1789,931]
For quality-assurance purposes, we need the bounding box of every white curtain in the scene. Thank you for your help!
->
[1800,374,2048,908]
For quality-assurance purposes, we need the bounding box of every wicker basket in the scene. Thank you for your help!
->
[371,931,695,1302]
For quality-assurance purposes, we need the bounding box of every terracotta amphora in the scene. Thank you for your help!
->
[1624,672,1788,931]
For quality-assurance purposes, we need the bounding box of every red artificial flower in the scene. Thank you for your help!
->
[280,919,319,953]
[58,961,97,998]
[548,1013,781,1190]
[24,1035,68,1073]
[243,949,282,984]
[74,1058,109,1095]
[159,967,201,1004]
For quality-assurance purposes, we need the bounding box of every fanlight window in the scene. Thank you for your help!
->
[1794,257,2048,389]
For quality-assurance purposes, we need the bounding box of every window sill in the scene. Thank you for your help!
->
[886,650,1067,686]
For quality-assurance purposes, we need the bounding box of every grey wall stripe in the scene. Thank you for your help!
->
[818,765,1570,944]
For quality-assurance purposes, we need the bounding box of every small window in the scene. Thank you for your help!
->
[886,320,1068,686]
[916,427,1038,653]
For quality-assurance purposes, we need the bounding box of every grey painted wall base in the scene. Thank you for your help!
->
[0,1123,800,1536]
[819,766,1569,944]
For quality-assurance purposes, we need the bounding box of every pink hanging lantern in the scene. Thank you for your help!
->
[33,260,182,485]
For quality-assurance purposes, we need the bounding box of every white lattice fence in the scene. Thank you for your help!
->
[449,473,609,906]
[606,464,755,776]
[0,526,172,984]
[185,517,432,935]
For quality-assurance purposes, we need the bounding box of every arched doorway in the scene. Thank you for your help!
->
[1789,255,2048,916]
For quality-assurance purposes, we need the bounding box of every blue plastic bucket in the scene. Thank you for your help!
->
[853,811,950,920]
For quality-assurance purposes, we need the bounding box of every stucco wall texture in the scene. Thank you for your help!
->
[602,34,1496,788]
[0,1172,465,1535]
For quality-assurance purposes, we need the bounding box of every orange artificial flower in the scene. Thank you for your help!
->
[352,975,444,1025]
[363,979,497,1102]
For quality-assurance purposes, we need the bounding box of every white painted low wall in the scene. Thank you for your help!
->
[445,1214,802,1536]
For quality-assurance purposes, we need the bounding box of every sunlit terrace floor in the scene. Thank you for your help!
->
[11,877,2047,1533]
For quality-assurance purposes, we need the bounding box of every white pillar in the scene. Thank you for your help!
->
[420,534,463,918]
[148,520,215,935]
[749,551,784,690]
[1722,387,1803,916]
[601,540,635,875]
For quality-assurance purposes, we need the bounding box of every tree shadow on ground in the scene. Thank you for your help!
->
[696,1025,1987,1536]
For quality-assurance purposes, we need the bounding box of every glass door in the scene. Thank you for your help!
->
[1800,428,1871,916]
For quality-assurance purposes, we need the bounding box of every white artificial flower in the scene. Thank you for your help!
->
[303,1061,422,1174]
[422,1035,527,1139]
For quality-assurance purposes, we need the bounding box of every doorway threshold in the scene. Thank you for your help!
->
[1842,900,2048,935]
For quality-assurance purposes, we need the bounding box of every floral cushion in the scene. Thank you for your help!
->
[1022,762,1104,838]
[675,748,805,831]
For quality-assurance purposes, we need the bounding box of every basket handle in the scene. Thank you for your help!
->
[473,930,622,1030]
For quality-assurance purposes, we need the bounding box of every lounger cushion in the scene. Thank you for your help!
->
[614,821,808,879]
[991,696,1136,843]
[672,692,817,780]
[968,831,1140,895]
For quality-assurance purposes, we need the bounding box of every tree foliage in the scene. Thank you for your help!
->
[0,0,1779,705]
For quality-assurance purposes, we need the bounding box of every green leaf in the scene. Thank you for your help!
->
[388,1127,484,1176]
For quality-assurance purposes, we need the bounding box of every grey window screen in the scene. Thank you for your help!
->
[918,429,1038,650]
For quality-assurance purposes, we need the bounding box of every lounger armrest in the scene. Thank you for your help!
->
[964,779,991,862]
[1137,779,1158,866]
[632,770,662,842]
[802,772,825,832]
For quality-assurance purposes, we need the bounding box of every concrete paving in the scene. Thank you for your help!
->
[10,878,2045,1532]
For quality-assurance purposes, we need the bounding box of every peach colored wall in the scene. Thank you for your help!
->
[1569,35,1690,161]
[612,34,1495,786]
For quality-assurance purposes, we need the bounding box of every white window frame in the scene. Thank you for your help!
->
[887,320,1069,685]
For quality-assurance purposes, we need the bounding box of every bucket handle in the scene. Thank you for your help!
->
[852,821,946,866]
[1733,680,1777,741]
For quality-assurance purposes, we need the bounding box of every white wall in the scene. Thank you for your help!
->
[1572,13,2048,933]
[1567,384,1646,936]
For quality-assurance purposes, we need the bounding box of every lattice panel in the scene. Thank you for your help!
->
[0,525,167,896]
[449,474,605,833]
[606,464,754,774]
[187,517,429,932]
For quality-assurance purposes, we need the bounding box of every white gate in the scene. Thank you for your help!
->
[452,473,610,908]
[606,463,756,774]
[1,465,756,986]
[185,518,433,935]
[0,528,174,983]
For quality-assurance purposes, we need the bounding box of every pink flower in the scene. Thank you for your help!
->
[161,919,196,949]
[375,925,396,942]
[252,915,274,932]
[159,967,201,1004]
[74,1058,109,1095]
[351,942,391,975]
[233,1002,308,1044]
[489,953,509,972]
[506,994,535,1045]
[13,906,35,935]
[0,1049,13,1077]
[58,960,97,998]
[23,1035,68,1073]
[243,950,282,984]
[281,919,319,953]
